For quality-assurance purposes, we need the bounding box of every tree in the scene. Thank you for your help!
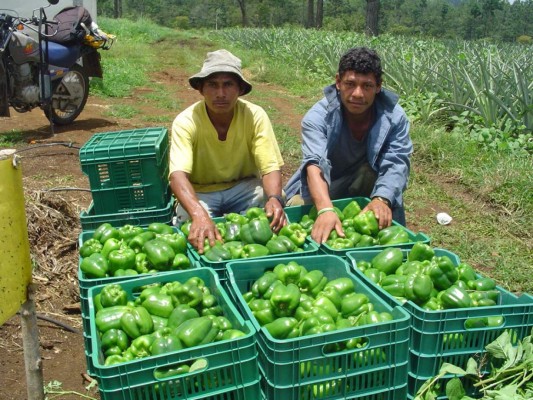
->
[316,0,324,28]
[235,0,248,26]
[366,0,379,35]
[306,0,315,28]
[114,0,122,18]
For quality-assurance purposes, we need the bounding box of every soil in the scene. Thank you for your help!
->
[0,63,311,400]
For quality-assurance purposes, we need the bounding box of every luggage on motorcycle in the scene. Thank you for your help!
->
[46,6,92,45]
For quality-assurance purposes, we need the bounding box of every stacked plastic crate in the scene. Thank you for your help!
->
[78,127,175,375]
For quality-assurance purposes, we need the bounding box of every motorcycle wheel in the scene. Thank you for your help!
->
[44,64,89,125]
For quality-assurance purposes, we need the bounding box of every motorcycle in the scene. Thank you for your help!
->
[0,0,114,126]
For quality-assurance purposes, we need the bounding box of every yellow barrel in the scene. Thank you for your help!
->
[0,149,32,325]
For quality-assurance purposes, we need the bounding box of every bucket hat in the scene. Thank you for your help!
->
[189,49,252,95]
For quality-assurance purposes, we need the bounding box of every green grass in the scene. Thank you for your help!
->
[103,104,138,119]
[0,130,27,147]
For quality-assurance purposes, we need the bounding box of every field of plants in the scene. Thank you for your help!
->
[217,28,532,155]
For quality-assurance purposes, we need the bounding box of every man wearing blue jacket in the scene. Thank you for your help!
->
[284,47,412,244]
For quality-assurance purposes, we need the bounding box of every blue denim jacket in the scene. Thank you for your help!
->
[284,84,412,223]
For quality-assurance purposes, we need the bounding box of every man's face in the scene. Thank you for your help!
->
[335,71,381,117]
[199,73,243,115]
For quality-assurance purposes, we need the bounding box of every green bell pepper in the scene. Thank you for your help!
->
[363,268,386,285]
[101,237,123,259]
[151,315,168,331]
[129,334,155,358]
[80,252,109,278]
[101,328,130,357]
[221,329,246,341]
[117,224,144,244]
[457,263,477,283]
[440,285,473,309]
[404,273,434,304]
[95,305,132,333]
[248,299,276,325]
[147,222,174,235]
[242,243,270,258]
[467,277,496,291]
[428,256,459,290]
[355,234,378,247]
[352,211,379,236]
[266,236,294,254]
[142,239,176,270]
[270,283,301,318]
[120,306,154,339]
[381,275,408,297]
[114,269,139,277]
[173,316,218,348]
[355,260,372,272]
[172,253,191,270]
[150,327,183,355]
[342,200,362,219]
[316,285,342,310]
[299,214,314,232]
[312,296,339,320]
[173,282,203,308]
[224,222,241,242]
[263,317,299,339]
[180,220,192,236]
[107,247,136,275]
[407,242,435,262]
[299,312,336,336]
[357,310,393,326]
[240,216,273,245]
[155,232,187,254]
[273,261,307,285]
[372,247,404,275]
[93,223,120,244]
[324,277,355,297]
[141,292,174,318]
[341,293,371,317]
[421,297,443,311]
[134,253,149,274]
[245,206,267,220]
[100,284,128,308]
[215,222,227,239]
[204,242,232,261]
[279,223,307,247]
[222,241,244,259]
[251,271,281,298]
[224,212,248,225]
[299,270,328,297]
[79,238,103,258]
[129,231,156,253]
[326,237,354,249]
[377,225,410,245]
[167,304,200,328]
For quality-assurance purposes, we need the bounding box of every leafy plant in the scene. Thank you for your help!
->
[415,330,533,399]
[44,380,97,400]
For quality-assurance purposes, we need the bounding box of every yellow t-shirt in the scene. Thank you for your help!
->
[169,98,284,192]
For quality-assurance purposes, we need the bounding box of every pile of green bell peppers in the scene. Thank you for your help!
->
[240,261,393,343]
[355,243,500,310]
[80,222,191,279]
[296,200,412,249]
[181,207,309,262]
[94,277,246,366]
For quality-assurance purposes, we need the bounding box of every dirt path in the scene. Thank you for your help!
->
[0,59,306,399]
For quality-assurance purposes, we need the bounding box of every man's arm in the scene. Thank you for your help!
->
[307,165,344,244]
[261,170,286,232]
[170,171,221,253]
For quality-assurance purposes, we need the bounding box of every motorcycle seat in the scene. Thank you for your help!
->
[46,42,81,68]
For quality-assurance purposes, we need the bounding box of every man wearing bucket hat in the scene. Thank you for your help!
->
[169,49,286,253]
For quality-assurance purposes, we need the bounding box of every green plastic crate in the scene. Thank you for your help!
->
[284,197,430,256]
[80,127,170,214]
[226,255,411,399]
[79,195,175,231]
[261,366,409,400]
[346,248,533,397]
[100,378,261,400]
[78,226,195,377]
[187,217,320,283]
[87,268,259,398]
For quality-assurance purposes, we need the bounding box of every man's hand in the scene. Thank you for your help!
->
[188,214,222,254]
[311,210,344,244]
[362,198,392,230]
[265,196,286,232]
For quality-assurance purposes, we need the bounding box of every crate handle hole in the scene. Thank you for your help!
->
[153,358,208,381]
[464,316,505,330]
